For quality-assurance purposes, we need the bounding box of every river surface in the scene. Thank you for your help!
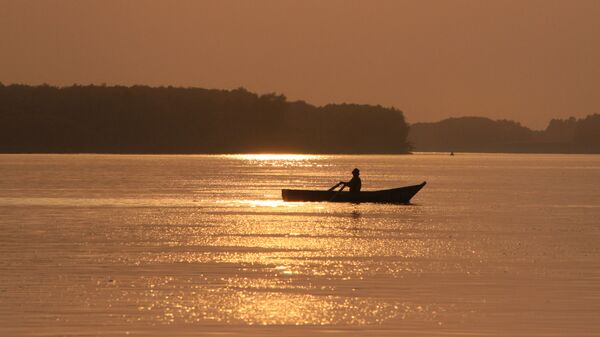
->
[1,153,599,336]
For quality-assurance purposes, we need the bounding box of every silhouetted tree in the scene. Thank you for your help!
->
[408,117,532,152]
[573,114,600,152]
[409,115,600,153]
[0,84,411,154]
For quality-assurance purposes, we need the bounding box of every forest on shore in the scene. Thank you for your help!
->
[409,115,600,153]
[2,83,599,154]
[0,84,410,154]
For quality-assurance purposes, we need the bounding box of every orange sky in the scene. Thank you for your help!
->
[1,0,599,129]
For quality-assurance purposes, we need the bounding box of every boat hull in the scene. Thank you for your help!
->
[282,182,426,204]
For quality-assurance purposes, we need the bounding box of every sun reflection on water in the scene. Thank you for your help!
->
[130,276,436,326]
[228,154,322,161]
[215,199,313,209]
[108,202,453,327]
[224,154,329,168]
[234,199,291,208]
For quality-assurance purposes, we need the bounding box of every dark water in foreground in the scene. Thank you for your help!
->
[1,153,599,336]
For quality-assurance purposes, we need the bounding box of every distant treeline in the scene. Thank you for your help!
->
[0,84,410,154]
[409,115,600,153]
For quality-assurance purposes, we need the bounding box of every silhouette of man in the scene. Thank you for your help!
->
[341,168,362,192]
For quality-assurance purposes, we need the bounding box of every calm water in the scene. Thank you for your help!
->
[1,153,599,336]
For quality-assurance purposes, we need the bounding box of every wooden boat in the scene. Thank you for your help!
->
[282,181,426,204]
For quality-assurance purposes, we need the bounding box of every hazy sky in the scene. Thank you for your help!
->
[1,0,599,128]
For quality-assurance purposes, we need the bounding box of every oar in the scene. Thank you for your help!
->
[327,182,343,191]
[329,183,346,201]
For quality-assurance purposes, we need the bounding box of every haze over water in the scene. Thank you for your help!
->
[3,1,600,128]
[1,153,599,336]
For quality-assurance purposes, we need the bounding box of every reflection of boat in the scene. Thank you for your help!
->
[282,182,426,203]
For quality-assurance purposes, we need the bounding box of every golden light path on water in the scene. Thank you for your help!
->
[227,154,322,161]
[110,154,441,327]
[1,153,600,336]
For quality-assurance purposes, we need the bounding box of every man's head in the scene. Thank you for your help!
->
[352,168,360,176]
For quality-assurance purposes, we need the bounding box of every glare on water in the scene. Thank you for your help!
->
[1,153,599,336]
[228,154,321,161]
